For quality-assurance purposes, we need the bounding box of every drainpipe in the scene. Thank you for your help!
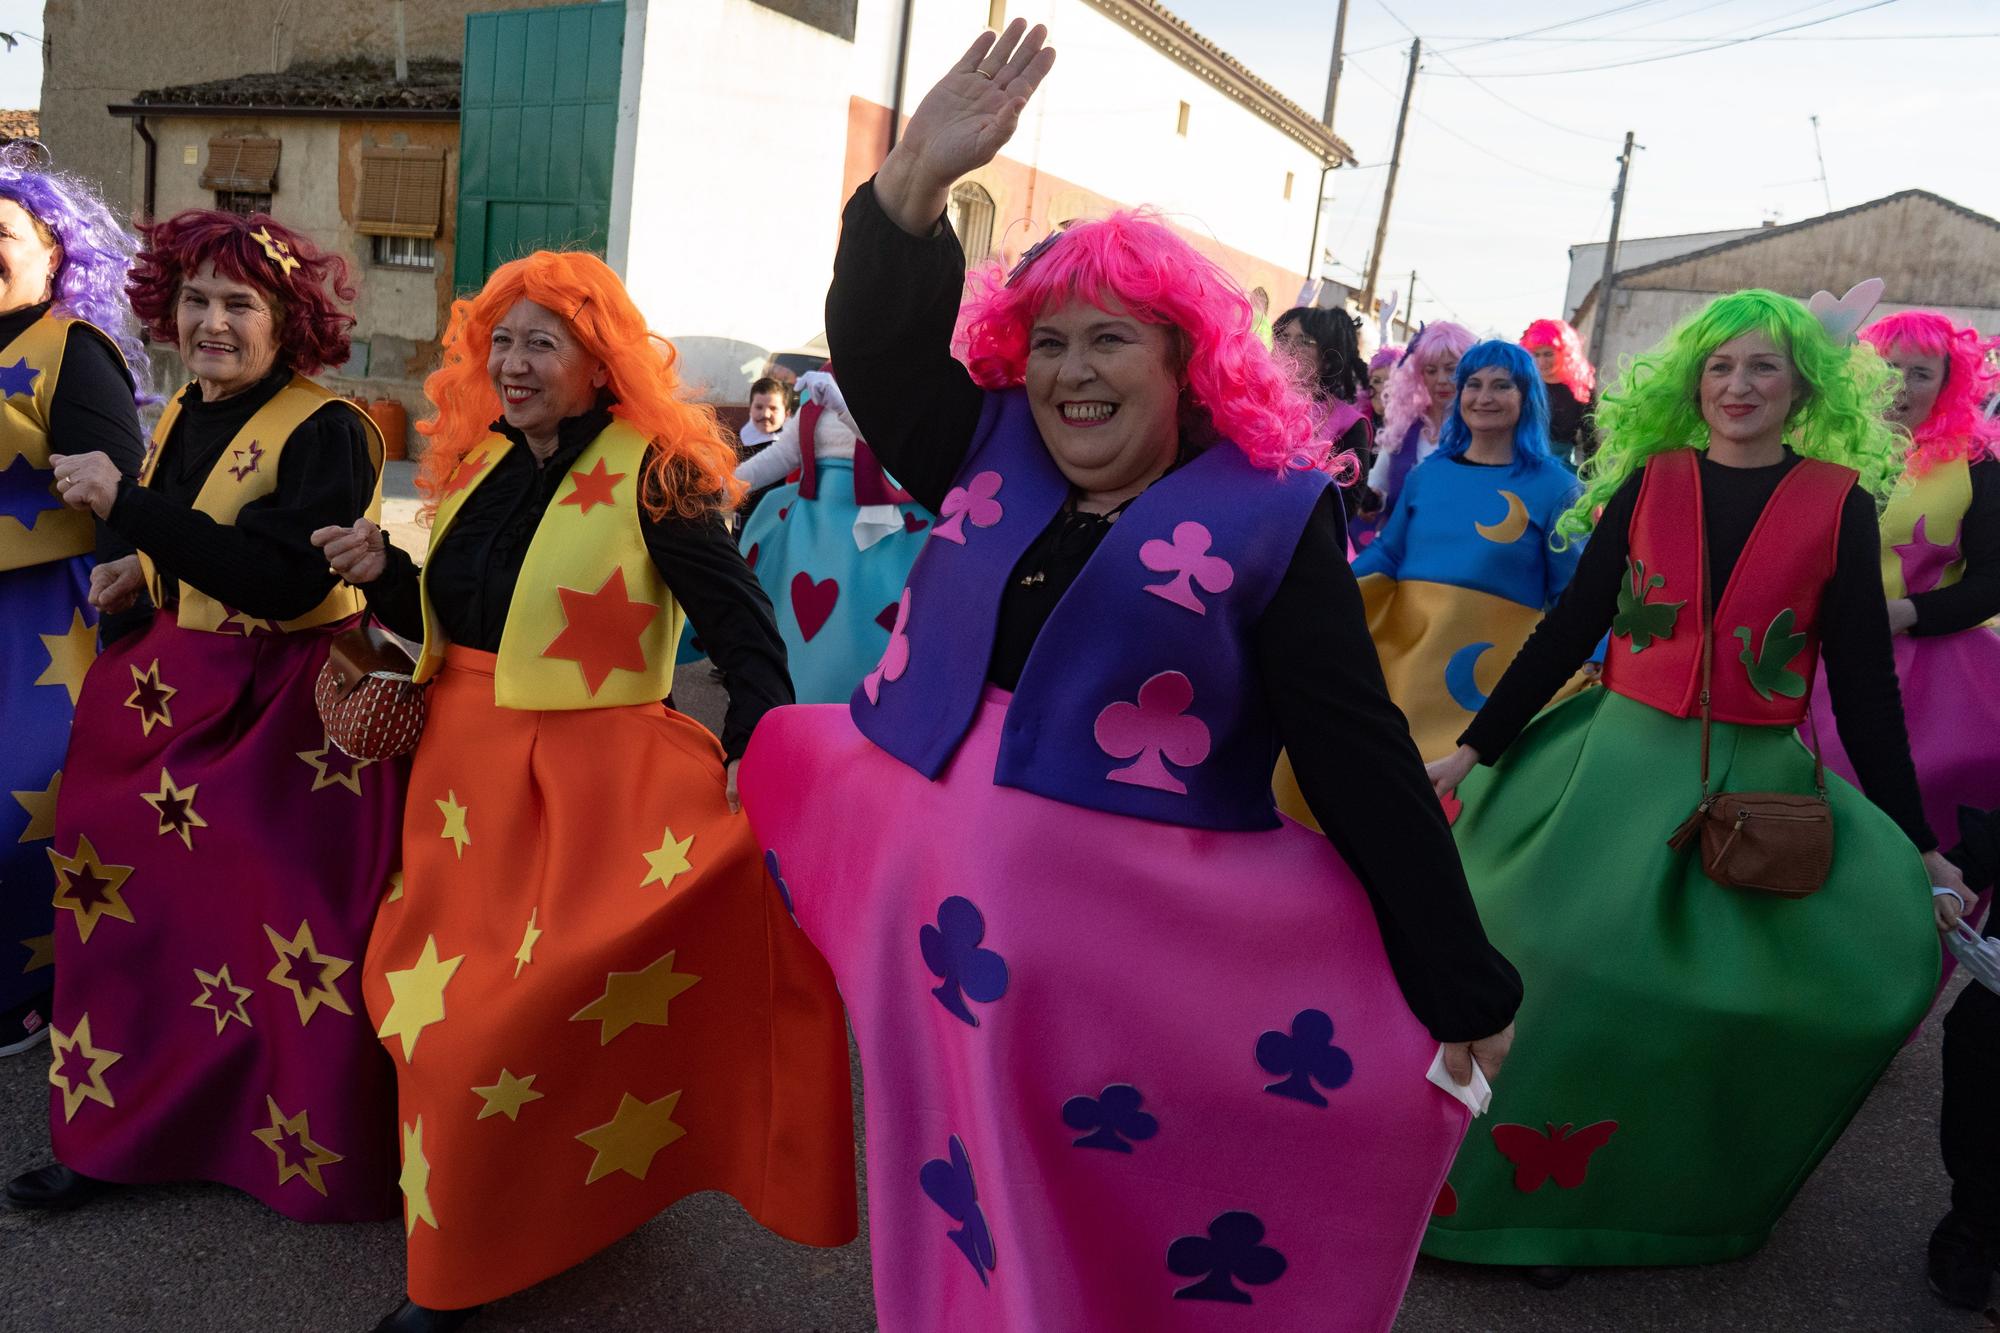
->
[886,0,916,154]
[133,115,157,221]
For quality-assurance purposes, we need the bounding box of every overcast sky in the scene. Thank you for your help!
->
[2,0,1995,339]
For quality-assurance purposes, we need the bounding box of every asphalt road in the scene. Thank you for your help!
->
[5,466,1992,1330]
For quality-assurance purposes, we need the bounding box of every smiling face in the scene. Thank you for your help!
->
[1024,296,1183,502]
[0,197,60,317]
[1422,351,1461,413]
[1881,344,1947,433]
[1458,364,1522,439]
[486,297,608,445]
[1698,329,1801,451]
[176,261,280,399]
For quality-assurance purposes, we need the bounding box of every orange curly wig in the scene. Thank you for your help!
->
[415,250,742,520]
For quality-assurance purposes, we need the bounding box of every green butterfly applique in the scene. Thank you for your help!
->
[1734,608,1809,700]
[1612,557,1685,651]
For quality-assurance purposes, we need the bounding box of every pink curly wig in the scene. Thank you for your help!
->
[1379,321,1475,456]
[954,211,1320,473]
[128,210,355,375]
[1859,310,2000,476]
[1520,317,1595,403]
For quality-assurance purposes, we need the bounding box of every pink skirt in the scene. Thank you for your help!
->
[740,688,1466,1332]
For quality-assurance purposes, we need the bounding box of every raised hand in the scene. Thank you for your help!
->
[875,19,1057,236]
[88,554,144,614]
[311,518,388,585]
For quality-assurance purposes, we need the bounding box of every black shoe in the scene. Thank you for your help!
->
[0,991,51,1057]
[1524,1265,1575,1290]
[371,1299,482,1333]
[1927,1211,2000,1310]
[4,1163,109,1212]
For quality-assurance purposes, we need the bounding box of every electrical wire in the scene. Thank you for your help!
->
[1375,0,1624,144]
[1429,0,1903,77]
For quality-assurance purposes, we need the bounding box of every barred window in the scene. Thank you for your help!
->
[947,182,997,264]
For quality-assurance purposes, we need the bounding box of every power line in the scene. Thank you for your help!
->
[1348,0,1676,55]
[1375,0,1624,144]
[1429,0,1903,77]
[1348,51,1604,191]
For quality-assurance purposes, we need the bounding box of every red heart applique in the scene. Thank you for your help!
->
[903,512,928,534]
[1440,789,1463,824]
[1431,1181,1459,1217]
[874,602,901,631]
[790,573,839,641]
[777,504,791,521]
[745,542,760,570]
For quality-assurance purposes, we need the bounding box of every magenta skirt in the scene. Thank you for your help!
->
[741,688,1466,1333]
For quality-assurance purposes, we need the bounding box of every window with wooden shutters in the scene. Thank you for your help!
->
[356,146,446,239]
[200,136,281,193]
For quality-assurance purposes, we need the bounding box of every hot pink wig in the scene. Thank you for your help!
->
[954,211,1320,473]
[1379,321,1476,456]
[1520,317,1595,403]
[128,210,356,375]
[1859,309,2000,475]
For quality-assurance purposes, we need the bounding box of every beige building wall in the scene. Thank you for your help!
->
[42,0,547,203]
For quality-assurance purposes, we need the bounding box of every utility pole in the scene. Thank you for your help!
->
[1809,114,1831,214]
[1586,130,1637,376]
[1405,269,1417,341]
[1360,38,1419,317]
[1302,0,1351,285]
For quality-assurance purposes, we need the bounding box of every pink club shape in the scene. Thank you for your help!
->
[862,588,912,704]
[1094,670,1212,795]
[1893,514,1961,596]
[933,471,1004,544]
[1139,521,1235,614]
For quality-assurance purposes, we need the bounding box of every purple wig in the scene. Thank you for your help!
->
[1368,345,1404,374]
[0,144,147,400]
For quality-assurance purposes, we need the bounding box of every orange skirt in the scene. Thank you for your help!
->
[361,648,856,1309]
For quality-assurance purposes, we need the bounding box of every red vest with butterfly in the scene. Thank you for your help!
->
[1600,447,1854,727]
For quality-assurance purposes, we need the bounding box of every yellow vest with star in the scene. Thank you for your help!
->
[0,314,125,572]
[413,419,684,710]
[138,374,385,634]
[1879,455,1973,599]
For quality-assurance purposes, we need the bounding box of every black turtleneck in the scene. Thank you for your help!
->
[105,364,376,638]
[0,300,146,563]
[364,398,790,762]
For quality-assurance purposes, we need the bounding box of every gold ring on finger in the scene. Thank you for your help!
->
[976,68,995,80]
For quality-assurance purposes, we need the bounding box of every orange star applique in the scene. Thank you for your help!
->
[123,659,177,735]
[541,567,660,695]
[264,920,355,1025]
[253,1095,343,1196]
[48,1014,122,1121]
[49,837,136,944]
[442,449,493,497]
[558,458,626,515]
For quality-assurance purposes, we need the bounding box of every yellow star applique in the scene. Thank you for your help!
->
[48,1014,122,1122]
[576,1090,686,1184]
[513,910,542,979]
[387,870,405,904]
[191,964,254,1034]
[435,791,471,859]
[377,934,465,1062]
[472,1068,544,1122]
[122,659,177,735]
[21,934,54,973]
[49,836,136,944]
[296,741,374,795]
[569,951,700,1046]
[253,1095,343,1196]
[34,610,96,705]
[218,608,274,636]
[639,826,695,890]
[263,920,355,1025]
[12,770,59,844]
[400,1116,438,1235]
[141,768,208,850]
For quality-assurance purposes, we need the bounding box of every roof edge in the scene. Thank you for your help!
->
[109,102,459,122]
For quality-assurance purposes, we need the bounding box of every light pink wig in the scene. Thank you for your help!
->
[1520,317,1595,402]
[1378,321,1476,456]
[1860,309,2000,476]
[955,211,1322,473]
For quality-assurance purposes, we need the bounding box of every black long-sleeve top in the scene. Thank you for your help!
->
[0,301,146,564]
[828,179,1521,1043]
[1543,381,1595,462]
[105,365,376,642]
[1461,451,1936,851]
[364,399,790,762]
[1910,457,2000,636]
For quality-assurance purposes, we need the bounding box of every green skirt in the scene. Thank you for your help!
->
[1423,688,1938,1267]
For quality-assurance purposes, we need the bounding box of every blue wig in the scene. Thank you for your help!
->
[1434,339,1555,472]
[0,143,150,402]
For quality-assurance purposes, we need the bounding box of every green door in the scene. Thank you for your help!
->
[455,2,624,291]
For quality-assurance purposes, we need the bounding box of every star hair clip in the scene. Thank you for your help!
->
[1006,227,1070,287]
[1806,278,1883,345]
[249,226,302,278]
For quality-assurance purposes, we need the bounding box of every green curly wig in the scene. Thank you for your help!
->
[1558,288,1904,545]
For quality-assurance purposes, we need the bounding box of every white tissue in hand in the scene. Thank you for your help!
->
[1427,1045,1493,1116]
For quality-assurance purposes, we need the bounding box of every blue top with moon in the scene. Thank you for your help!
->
[1352,453,1583,609]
